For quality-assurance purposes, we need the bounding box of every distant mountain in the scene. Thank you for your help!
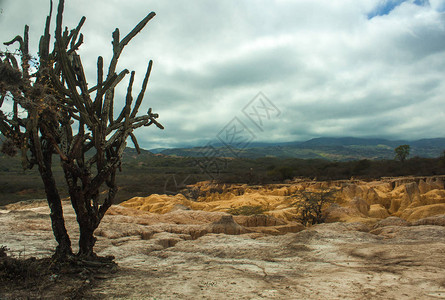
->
[1,135,444,161]
[410,138,445,148]
[123,147,153,155]
[156,137,445,161]
[299,137,400,147]
[148,148,169,154]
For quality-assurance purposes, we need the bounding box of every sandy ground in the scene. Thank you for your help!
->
[1,201,445,299]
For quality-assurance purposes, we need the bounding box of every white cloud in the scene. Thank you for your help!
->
[1,0,445,148]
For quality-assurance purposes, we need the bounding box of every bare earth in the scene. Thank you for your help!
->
[1,198,445,299]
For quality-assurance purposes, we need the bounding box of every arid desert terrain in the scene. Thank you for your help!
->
[1,176,445,299]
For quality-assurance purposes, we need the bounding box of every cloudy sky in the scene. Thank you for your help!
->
[1,0,445,149]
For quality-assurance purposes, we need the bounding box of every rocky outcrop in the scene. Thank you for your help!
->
[413,214,445,226]
[336,176,445,222]
[373,216,411,229]
[233,214,286,227]
[368,204,390,219]
[207,215,247,235]
[119,176,445,227]
[96,206,306,243]
[399,204,445,221]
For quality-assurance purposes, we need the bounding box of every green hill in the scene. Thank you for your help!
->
[158,137,445,161]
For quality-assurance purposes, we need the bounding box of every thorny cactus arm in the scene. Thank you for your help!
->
[4,25,30,81]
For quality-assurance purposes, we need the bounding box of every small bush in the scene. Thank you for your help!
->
[181,187,201,200]
[290,189,336,226]
[0,255,46,281]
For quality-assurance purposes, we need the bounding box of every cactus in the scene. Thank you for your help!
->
[0,0,162,259]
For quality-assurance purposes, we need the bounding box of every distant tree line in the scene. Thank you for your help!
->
[216,155,445,184]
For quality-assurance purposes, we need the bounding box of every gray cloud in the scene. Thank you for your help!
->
[1,0,445,149]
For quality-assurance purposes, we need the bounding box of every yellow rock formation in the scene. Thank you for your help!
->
[120,176,445,225]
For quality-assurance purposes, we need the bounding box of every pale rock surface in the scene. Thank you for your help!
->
[2,200,445,299]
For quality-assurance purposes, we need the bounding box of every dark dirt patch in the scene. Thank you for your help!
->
[0,254,118,300]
